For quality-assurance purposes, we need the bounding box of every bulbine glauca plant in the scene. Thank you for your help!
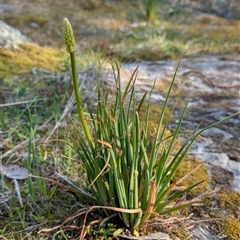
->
[62,18,239,237]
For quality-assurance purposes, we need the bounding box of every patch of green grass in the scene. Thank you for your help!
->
[111,32,186,61]
[0,71,72,238]
[139,0,159,24]
[108,8,239,61]
[87,223,117,240]
[0,110,88,238]
[0,49,105,238]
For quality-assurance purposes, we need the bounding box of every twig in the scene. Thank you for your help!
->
[0,98,47,108]
[183,70,240,88]
[0,138,42,162]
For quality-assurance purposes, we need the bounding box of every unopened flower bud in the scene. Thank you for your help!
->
[63,18,75,53]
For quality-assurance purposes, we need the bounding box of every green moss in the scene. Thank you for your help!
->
[224,217,240,240]
[174,156,210,196]
[218,192,240,218]
[219,191,240,207]
[139,103,173,127]
[0,43,66,78]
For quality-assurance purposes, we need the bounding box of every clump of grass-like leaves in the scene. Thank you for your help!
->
[140,0,159,23]
[63,18,239,236]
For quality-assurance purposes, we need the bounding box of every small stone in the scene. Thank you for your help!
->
[29,22,40,28]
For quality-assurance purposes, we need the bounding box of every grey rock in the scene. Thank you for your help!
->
[0,20,31,48]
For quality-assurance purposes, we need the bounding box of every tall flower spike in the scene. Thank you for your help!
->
[63,18,75,53]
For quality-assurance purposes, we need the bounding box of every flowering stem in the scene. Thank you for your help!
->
[63,18,92,145]
[70,51,93,145]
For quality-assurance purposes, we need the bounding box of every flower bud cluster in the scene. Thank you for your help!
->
[63,18,75,53]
